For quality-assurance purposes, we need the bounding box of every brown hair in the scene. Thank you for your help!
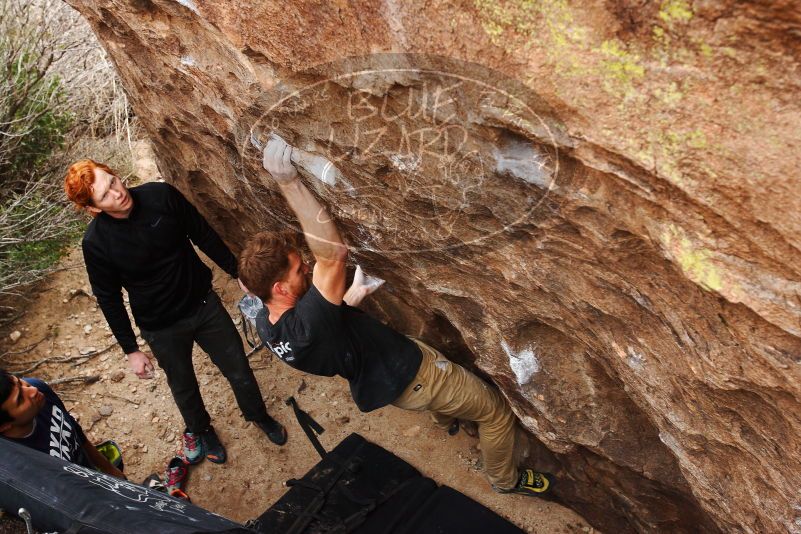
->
[238,230,302,301]
[64,159,115,216]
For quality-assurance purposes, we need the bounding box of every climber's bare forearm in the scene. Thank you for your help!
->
[278,179,347,262]
[264,136,347,262]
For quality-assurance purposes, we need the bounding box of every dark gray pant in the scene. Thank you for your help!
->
[140,290,269,433]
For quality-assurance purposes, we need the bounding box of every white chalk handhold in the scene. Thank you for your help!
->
[293,150,339,186]
[174,0,199,14]
[501,340,540,385]
[494,138,552,188]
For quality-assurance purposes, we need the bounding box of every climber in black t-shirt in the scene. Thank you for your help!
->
[238,135,553,497]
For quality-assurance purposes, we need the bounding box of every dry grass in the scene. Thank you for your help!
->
[0,0,139,317]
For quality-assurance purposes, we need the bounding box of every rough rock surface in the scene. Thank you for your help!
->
[66,1,801,532]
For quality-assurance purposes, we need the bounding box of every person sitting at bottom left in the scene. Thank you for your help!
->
[0,368,125,479]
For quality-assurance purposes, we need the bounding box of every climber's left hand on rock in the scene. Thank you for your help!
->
[343,265,385,307]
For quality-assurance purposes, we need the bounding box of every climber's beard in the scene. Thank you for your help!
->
[298,272,311,296]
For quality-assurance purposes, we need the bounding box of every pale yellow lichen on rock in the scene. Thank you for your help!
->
[658,0,694,25]
[661,224,723,291]
[472,0,652,102]
[595,39,646,96]
[647,127,709,187]
[472,0,588,76]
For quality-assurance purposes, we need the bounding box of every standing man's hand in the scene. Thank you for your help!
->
[263,136,298,184]
[128,350,155,379]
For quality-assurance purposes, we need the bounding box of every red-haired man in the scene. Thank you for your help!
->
[64,160,287,466]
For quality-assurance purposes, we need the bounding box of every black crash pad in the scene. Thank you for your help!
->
[0,438,248,534]
[254,433,523,534]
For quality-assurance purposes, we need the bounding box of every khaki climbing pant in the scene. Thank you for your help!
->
[392,338,519,490]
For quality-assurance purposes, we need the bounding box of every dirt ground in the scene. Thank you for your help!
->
[1,248,593,533]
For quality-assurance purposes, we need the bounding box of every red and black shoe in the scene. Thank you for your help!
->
[181,430,204,465]
[165,456,190,501]
[201,426,227,464]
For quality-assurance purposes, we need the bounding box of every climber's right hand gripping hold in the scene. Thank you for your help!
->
[262,135,298,184]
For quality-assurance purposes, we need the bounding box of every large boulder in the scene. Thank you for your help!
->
[65,1,801,532]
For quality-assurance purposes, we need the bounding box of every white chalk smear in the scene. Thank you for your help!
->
[658,431,681,454]
[626,346,646,371]
[299,155,338,186]
[494,137,551,188]
[175,0,199,14]
[180,55,196,67]
[389,153,421,172]
[501,340,540,385]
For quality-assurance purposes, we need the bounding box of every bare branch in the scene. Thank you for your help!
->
[103,393,140,406]
[8,341,118,375]
[48,375,100,386]
[0,333,48,360]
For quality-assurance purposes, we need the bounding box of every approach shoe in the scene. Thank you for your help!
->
[447,420,460,436]
[170,488,191,502]
[165,456,188,495]
[201,426,227,464]
[255,416,288,446]
[446,419,479,438]
[498,469,553,497]
[181,430,204,465]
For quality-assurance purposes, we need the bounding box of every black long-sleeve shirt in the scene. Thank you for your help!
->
[82,182,238,354]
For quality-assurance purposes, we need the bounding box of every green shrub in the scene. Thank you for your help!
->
[0,0,128,306]
[1,62,73,179]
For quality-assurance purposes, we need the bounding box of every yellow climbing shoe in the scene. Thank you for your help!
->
[498,469,553,497]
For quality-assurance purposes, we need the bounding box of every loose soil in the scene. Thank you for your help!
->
[1,248,592,533]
